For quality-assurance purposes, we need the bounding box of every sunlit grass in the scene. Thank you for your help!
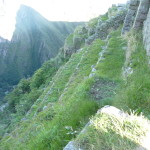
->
[114,31,150,116]
[76,111,150,150]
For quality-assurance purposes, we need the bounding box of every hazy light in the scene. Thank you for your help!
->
[0,0,127,40]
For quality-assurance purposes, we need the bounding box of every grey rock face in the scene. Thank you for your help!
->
[143,8,150,57]
[63,122,91,150]
[88,27,95,36]
[43,105,48,110]
[64,26,87,57]
[86,9,127,45]
[97,19,103,26]
[0,103,8,112]
[122,0,140,34]
[73,37,85,50]
[0,37,9,58]
[85,34,96,45]
[122,66,133,78]
[89,73,96,78]
[133,0,150,29]
[0,36,8,43]
[63,141,78,150]
[97,105,128,117]
[64,44,75,57]
[96,10,127,39]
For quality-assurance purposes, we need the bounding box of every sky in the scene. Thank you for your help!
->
[0,0,127,40]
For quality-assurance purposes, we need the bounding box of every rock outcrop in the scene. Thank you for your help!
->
[133,0,150,29]
[0,37,10,76]
[121,0,150,78]
[95,10,127,40]
[122,0,140,33]
[122,0,150,34]
[86,9,127,45]
[64,26,88,57]
[143,8,150,58]
[0,5,82,103]
[64,4,128,57]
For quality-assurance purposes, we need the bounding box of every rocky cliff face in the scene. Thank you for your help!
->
[122,0,150,33]
[143,10,150,58]
[64,5,127,57]
[122,0,140,33]
[64,0,150,59]
[0,5,81,86]
[133,0,150,29]
[0,37,9,59]
[0,37,10,101]
[0,37,10,80]
[0,5,82,102]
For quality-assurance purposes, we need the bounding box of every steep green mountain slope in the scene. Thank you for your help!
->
[1,3,150,150]
[0,5,82,101]
[68,31,150,150]
[0,27,126,150]
[0,37,10,101]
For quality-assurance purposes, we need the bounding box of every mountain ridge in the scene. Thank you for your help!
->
[0,5,82,101]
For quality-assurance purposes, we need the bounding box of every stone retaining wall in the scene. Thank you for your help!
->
[133,0,150,29]
[122,0,140,33]
[143,8,150,57]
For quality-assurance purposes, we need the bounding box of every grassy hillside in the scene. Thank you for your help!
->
[1,5,150,150]
[3,5,81,85]
[0,27,126,149]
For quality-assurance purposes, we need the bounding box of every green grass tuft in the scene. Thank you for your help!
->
[76,112,150,150]
[114,31,150,116]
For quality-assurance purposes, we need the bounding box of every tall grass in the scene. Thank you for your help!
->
[0,39,104,150]
[71,30,150,150]
[114,31,150,116]
[76,112,149,150]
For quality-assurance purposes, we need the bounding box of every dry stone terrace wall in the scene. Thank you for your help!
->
[133,0,150,29]
[64,4,127,57]
[122,0,140,33]
[122,0,150,34]
[0,37,10,59]
[85,9,127,45]
[143,8,150,57]
[95,10,127,40]
[122,0,150,59]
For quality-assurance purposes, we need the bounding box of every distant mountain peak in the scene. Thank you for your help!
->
[0,36,9,43]
[17,5,42,19]
[0,4,82,93]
